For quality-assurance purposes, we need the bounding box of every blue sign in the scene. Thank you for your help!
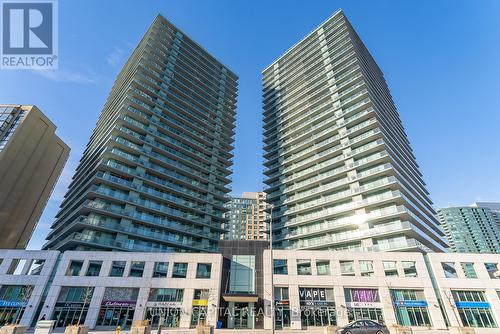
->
[394,300,428,307]
[455,301,490,309]
[0,300,27,307]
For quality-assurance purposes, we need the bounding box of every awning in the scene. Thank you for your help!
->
[222,293,259,303]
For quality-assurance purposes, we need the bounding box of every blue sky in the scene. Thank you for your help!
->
[1,0,499,249]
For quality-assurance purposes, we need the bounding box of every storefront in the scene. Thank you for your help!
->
[145,288,184,328]
[344,288,384,323]
[52,287,94,328]
[191,289,209,327]
[299,287,336,328]
[452,290,497,328]
[96,288,138,328]
[0,285,33,326]
[274,287,290,329]
[391,289,431,327]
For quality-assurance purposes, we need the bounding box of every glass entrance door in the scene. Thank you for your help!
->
[234,303,249,329]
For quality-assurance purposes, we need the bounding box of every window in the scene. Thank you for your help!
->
[193,289,209,300]
[383,261,398,277]
[66,260,83,276]
[85,261,102,276]
[340,260,355,276]
[485,263,499,279]
[129,261,145,277]
[359,260,374,277]
[172,263,188,278]
[461,263,477,279]
[316,260,330,275]
[27,260,45,275]
[229,255,255,293]
[442,262,458,278]
[274,287,289,301]
[148,288,183,302]
[402,261,418,277]
[297,259,311,275]
[196,263,212,279]
[452,290,497,328]
[7,259,27,275]
[109,261,126,277]
[391,289,431,327]
[153,262,168,278]
[273,259,288,275]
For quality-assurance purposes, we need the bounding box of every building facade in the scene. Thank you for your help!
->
[224,192,268,240]
[1,249,499,332]
[438,206,500,254]
[43,15,238,253]
[0,105,69,249]
[262,10,447,252]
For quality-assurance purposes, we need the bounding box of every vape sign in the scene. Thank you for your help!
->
[1,0,58,69]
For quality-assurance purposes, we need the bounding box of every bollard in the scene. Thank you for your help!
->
[116,326,121,334]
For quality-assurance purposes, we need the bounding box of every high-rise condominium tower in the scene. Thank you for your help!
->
[0,105,69,249]
[224,192,268,240]
[262,10,447,252]
[438,206,500,254]
[44,15,238,252]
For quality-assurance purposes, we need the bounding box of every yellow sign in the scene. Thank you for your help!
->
[192,299,208,306]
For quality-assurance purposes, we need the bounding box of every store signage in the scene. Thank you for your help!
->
[0,300,27,307]
[455,301,490,309]
[192,299,208,307]
[146,301,183,308]
[300,300,335,307]
[394,300,428,307]
[299,287,327,301]
[275,300,289,306]
[351,289,379,303]
[102,300,136,307]
[346,301,383,308]
[55,302,84,308]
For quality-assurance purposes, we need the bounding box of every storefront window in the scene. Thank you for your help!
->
[273,259,288,275]
[52,287,94,327]
[299,287,336,327]
[145,288,184,329]
[97,288,138,328]
[172,263,188,278]
[391,289,430,327]
[109,261,126,277]
[297,259,312,275]
[274,287,290,329]
[153,262,168,278]
[149,289,184,302]
[345,288,384,323]
[196,263,212,279]
[452,290,497,328]
[316,260,330,276]
[0,285,33,326]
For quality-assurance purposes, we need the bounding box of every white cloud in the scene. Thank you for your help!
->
[106,47,124,67]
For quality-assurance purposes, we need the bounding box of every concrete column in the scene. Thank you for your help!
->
[85,286,105,329]
[133,287,150,323]
[333,285,348,326]
[180,288,194,328]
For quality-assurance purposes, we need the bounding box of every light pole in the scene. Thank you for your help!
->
[268,204,275,334]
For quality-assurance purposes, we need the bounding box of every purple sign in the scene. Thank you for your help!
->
[351,289,379,303]
[102,300,136,307]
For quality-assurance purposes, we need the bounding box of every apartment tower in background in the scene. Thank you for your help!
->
[223,192,268,240]
[0,105,69,249]
[438,205,500,253]
[44,15,238,252]
[262,10,447,252]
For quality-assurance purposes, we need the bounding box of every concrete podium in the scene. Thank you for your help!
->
[34,321,55,334]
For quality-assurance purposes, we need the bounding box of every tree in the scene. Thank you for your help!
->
[77,287,94,326]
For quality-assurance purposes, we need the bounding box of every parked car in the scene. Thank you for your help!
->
[336,320,390,334]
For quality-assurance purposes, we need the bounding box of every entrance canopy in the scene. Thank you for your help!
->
[222,293,258,303]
